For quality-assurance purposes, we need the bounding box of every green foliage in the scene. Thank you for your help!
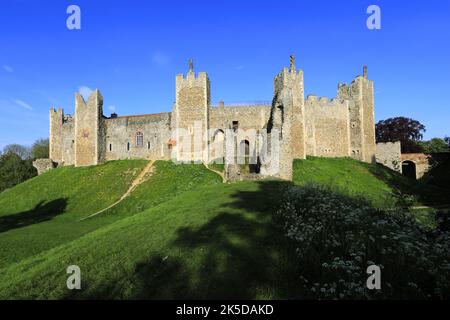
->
[417,138,450,153]
[31,138,49,159]
[277,184,450,299]
[375,117,426,153]
[0,152,37,193]
[422,159,450,191]
[2,144,31,160]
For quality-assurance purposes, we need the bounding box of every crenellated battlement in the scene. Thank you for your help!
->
[46,56,376,176]
[305,95,347,107]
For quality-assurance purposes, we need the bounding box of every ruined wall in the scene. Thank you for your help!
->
[262,62,306,180]
[61,116,75,165]
[49,108,63,163]
[32,159,56,175]
[305,96,351,158]
[174,70,210,162]
[376,141,402,173]
[74,90,104,167]
[105,113,171,161]
[209,104,270,162]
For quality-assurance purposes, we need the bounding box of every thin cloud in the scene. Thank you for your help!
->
[235,65,245,71]
[78,86,93,100]
[108,105,116,112]
[3,65,13,73]
[11,98,33,111]
[151,51,170,66]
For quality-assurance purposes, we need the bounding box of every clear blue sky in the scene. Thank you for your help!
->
[0,0,449,150]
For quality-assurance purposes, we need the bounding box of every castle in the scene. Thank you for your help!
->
[45,56,376,181]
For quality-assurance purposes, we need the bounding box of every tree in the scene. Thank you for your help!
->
[375,117,426,153]
[0,152,37,193]
[445,137,450,147]
[418,138,450,153]
[31,138,49,159]
[2,144,31,160]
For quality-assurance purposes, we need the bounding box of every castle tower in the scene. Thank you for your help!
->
[265,55,306,180]
[173,59,210,162]
[74,90,106,167]
[338,66,376,163]
[49,107,64,163]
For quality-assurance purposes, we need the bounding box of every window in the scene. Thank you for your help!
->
[232,121,239,132]
[109,144,112,151]
[148,141,151,150]
[127,142,130,151]
[136,132,144,147]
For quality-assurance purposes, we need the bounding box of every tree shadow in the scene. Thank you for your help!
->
[366,163,444,206]
[0,198,67,233]
[128,180,303,299]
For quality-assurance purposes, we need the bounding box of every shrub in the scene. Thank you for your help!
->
[276,184,450,299]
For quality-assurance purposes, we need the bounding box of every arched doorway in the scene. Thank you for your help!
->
[402,161,417,180]
[239,140,250,165]
[211,129,225,163]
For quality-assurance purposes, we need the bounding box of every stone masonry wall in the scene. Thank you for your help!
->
[61,116,75,165]
[49,108,63,163]
[376,141,402,173]
[105,113,171,160]
[305,96,351,158]
[174,70,210,162]
[74,90,103,167]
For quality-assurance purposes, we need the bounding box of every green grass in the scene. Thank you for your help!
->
[0,180,299,299]
[293,157,420,207]
[0,157,447,299]
[0,160,147,269]
[0,160,221,270]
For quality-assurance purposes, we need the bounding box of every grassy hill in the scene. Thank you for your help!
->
[293,157,418,207]
[0,157,448,299]
[0,160,221,269]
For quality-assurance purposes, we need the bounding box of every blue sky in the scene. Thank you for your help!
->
[0,0,449,150]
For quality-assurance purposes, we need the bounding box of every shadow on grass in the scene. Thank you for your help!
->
[366,163,448,206]
[74,180,305,300]
[0,198,67,233]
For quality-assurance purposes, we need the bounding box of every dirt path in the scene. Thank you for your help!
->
[411,204,450,211]
[203,162,225,182]
[80,160,155,220]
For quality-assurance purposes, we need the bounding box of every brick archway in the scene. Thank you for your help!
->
[402,160,417,180]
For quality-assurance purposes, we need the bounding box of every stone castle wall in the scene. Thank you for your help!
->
[305,96,351,158]
[74,91,103,167]
[174,70,210,162]
[376,141,402,173]
[47,58,377,181]
[105,113,171,161]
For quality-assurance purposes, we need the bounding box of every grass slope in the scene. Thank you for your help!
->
[0,161,221,270]
[0,160,147,269]
[0,180,299,299]
[293,157,419,206]
[0,157,445,299]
